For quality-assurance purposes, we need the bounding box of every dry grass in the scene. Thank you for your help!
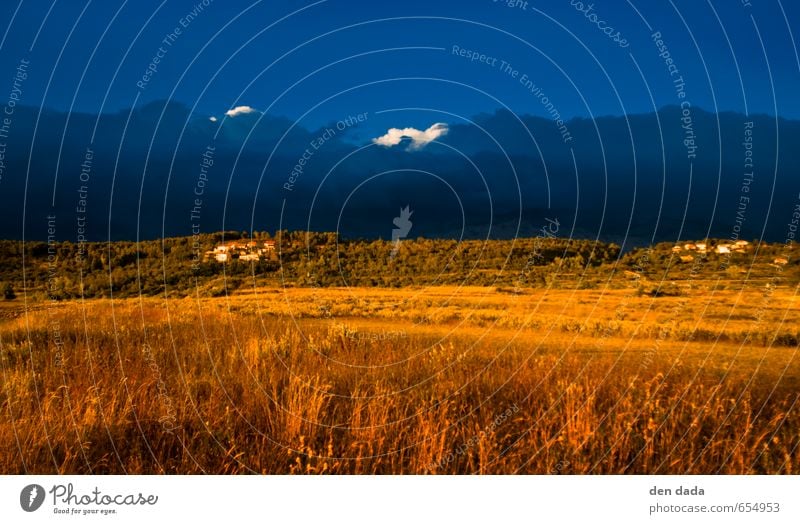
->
[0,285,798,474]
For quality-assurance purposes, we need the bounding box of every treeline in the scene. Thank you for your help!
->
[0,232,796,299]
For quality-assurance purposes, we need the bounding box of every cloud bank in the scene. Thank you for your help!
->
[372,123,448,150]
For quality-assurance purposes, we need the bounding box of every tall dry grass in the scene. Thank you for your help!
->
[0,286,798,474]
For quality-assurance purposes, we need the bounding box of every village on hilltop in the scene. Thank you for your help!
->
[200,237,792,267]
[671,239,789,266]
[204,239,276,263]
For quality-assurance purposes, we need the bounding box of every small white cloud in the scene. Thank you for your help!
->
[372,123,448,150]
[209,116,218,122]
[225,105,258,118]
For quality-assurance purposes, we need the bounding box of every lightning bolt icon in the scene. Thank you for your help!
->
[28,486,37,508]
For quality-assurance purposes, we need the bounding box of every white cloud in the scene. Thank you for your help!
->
[372,123,448,150]
[225,105,258,118]
[209,116,218,122]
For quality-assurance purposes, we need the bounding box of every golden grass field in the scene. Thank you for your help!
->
[0,284,798,474]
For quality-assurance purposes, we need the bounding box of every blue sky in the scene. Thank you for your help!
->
[1,0,798,136]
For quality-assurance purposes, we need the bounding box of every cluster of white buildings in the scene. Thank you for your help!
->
[204,240,276,263]
[672,240,751,263]
[670,240,791,266]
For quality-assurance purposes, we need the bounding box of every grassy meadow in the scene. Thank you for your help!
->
[1,283,798,474]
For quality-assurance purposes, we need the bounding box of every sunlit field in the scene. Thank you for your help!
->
[1,283,797,474]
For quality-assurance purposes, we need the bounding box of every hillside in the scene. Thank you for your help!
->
[0,232,797,300]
